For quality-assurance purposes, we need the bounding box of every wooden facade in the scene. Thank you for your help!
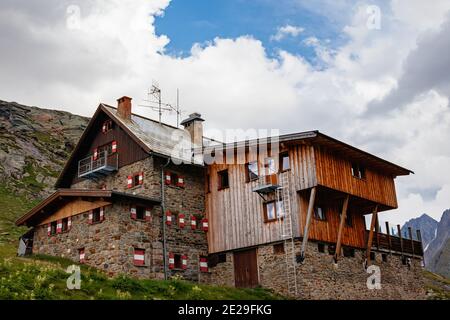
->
[206,141,404,253]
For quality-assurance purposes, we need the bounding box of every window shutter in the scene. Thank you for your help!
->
[79,249,85,263]
[93,148,98,161]
[178,213,185,228]
[134,248,145,266]
[168,252,175,269]
[139,172,144,185]
[100,207,105,221]
[47,223,51,236]
[177,176,185,188]
[201,218,209,232]
[166,211,172,226]
[68,217,72,231]
[199,257,208,272]
[190,216,197,230]
[88,210,93,225]
[127,176,133,189]
[145,208,152,222]
[181,255,188,270]
[111,140,117,153]
[164,172,171,185]
[56,219,62,233]
[130,206,137,220]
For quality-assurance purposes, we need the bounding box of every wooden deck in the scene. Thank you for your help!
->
[364,230,423,257]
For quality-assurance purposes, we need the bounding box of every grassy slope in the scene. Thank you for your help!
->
[0,188,280,300]
[423,270,450,300]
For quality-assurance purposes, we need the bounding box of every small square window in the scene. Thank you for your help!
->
[171,172,179,186]
[218,170,229,190]
[92,208,101,223]
[218,254,227,263]
[79,248,85,263]
[246,161,259,182]
[264,158,276,175]
[370,252,376,261]
[62,218,69,232]
[50,221,57,235]
[314,206,326,221]
[318,243,325,253]
[134,248,145,266]
[103,120,113,133]
[273,243,285,255]
[351,163,366,179]
[279,152,290,171]
[264,200,285,222]
[343,247,355,258]
[136,206,146,220]
[382,254,388,263]
[174,254,182,269]
[328,245,336,255]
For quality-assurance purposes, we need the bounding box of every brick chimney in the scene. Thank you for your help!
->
[180,112,204,150]
[117,96,132,120]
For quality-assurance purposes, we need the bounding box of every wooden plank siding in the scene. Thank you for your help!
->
[206,144,317,253]
[70,112,148,186]
[314,146,398,208]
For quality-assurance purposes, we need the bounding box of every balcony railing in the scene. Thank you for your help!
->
[364,230,423,257]
[78,151,118,178]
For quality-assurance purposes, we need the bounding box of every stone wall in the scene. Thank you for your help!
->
[207,241,427,300]
[40,155,209,280]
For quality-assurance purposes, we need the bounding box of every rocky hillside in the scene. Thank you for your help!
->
[401,213,438,247]
[0,100,88,241]
[0,100,89,197]
[426,210,450,278]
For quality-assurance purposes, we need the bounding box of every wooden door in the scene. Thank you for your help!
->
[234,249,259,288]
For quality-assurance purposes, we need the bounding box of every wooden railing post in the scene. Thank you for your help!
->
[334,194,350,263]
[385,221,391,253]
[397,224,404,257]
[417,229,425,266]
[408,227,415,257]
[366,205,378,265]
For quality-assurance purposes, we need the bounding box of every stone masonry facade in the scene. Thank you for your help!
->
[207,240,427,300]
[33,155,209,281]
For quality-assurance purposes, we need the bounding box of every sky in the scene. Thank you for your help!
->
[0,0,450,226]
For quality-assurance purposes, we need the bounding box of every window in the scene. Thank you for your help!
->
[98,143,113,157]
[218,170,229,190]
[134,174,140,187]
[246,161,259,182]
[102,120,113,133]
[273,243,285,255]
[314,206,326,221]
[79,248,85,263]
[370,252,376,261]
[382,254,388,263]
[328,245,336,255]
[218,253,227,263]
[133,248,145,266]
[171,172,179,185]
[208,253,227,268]
[264,200,285,222]
[136,206,145,220]
[50,221,57,235]
[264,157,276,175]
[343,247,355,258]
[318,243,325,253]
[62,218,69,232]
[279,152,290,172]
[174,254,182,269]
[351,163,366,179]
[92,208,101,223]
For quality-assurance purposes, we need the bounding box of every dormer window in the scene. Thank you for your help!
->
[351,163,366,179]
[102,120,113,133]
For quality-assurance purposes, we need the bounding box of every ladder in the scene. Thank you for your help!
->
[276,172,298,296]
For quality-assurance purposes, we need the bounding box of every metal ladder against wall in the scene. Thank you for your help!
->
[277,172,298,297]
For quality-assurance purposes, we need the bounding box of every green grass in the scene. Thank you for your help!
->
[0,244,281,300]
[423,270,450,300]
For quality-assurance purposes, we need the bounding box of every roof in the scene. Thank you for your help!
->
[15,189,161,227]
[203,130,413,177]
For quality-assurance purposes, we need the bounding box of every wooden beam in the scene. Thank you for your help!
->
[385,221,391,253]
[397,224,404,257]
[408,227,415,256]
[300,186,317,262]
[366,205,378,265]
[334,194,350,262]
[375,215,380,251]
[417,229,425,266]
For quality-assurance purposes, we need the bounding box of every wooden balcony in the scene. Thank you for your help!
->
[364,230,424,257]
[78,151,118,178]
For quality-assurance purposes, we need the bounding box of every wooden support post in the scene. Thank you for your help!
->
[385,221,391,253]
[300,187,317,262]
[417,229,425,266]
[366,205,378,265]
[397,224,404,257]
[334,195,350,263]
[408,227,415,256]
[375,215,380,250]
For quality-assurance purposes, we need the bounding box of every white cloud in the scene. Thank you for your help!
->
[270,24,304,42]
[0,0,450,225]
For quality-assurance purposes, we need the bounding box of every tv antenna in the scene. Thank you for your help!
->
[139,81,184,127]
